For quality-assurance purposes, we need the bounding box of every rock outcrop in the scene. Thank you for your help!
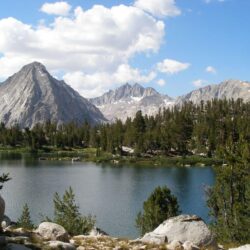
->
[36,222,69,242]
[140,215,216,248]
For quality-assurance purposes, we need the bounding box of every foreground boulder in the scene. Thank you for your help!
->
[140,215,216,248]
[1,215,11,230]
[0,195,5,226]
[36,222,69,242]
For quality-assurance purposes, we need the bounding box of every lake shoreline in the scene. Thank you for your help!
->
[0,146,223,167]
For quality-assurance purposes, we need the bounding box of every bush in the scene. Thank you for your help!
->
[51,187,95,236]
[136,185,180,235]
[17,203,34,229]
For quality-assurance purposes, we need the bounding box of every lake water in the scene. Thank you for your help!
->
[0,153,215,238]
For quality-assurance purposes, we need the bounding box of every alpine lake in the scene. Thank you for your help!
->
[0,152,215,238]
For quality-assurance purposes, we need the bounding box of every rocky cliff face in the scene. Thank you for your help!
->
[177,80,250,105]
[0,62,106,128]
[90,83,174,122]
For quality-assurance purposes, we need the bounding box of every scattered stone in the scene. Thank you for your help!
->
[140,215,216,248]
[2,215,11,229]
[47,240,76,250]
[36,222,69,242]
[229,245,250,250]
[167,240,184,250]
[182,241,200,250]
[140,233,167,244]
[88,227,108,236]
[11,228,31,237]
[77,247,85,250]
[7,236,31,245]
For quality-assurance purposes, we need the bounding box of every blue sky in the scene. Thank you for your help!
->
[0,0,249,98]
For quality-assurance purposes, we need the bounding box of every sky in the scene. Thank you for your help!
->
[0,0,249,98]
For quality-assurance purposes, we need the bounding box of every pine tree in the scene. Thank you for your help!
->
[17,203,34,229]
[136,186,180,235]
[52,187,95,235]
[207,141,250,244]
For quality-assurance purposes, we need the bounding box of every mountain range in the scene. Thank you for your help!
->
[0,62,249,127]
[90,79,250,121]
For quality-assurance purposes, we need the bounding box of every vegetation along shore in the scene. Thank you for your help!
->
[0,99,249,167]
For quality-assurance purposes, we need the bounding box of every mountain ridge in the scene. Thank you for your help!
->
[176,79,250,105]
[90,79,250,121]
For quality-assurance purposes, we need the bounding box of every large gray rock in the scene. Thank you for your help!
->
[0,195,5,226]
[36,222,69,242]
[140,215,216,248]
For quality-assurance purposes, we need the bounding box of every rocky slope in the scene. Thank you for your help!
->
[0,62,106,128]
[176,80,250,105]
[90,83,174,122]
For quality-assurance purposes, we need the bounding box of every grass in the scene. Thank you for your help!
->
[0,145,223,167]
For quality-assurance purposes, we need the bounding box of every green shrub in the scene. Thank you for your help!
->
[51,187,95,236]
[136,186,180,235]
[17,203,34,229]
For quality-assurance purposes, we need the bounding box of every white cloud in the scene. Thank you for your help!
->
[134,0,181,17]
[40,1,72,16]
[157,59,190,74]
[206,66,217,74]
[193,79,208,87]
[0,4,165,96]
[63,64,156,98]
[156,79,166,86]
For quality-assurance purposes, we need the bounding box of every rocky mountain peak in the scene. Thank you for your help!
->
[89,83,174,121]
[19,61,49,77]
